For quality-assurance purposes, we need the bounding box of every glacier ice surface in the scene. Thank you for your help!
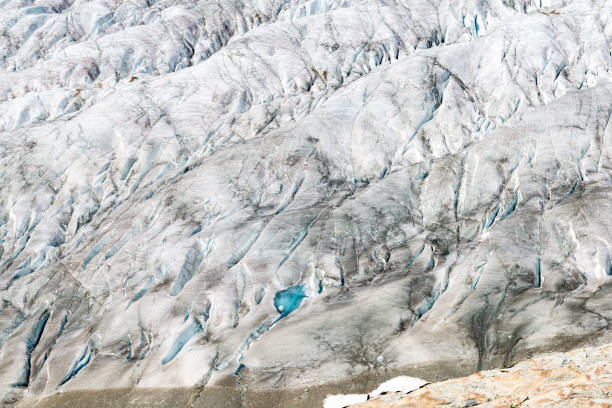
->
[0,0,611,405]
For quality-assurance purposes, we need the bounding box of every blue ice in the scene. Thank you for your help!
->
[59,341,94,386]
[161,321,203,365]
[13,310,50,387]
[274,285,307,317]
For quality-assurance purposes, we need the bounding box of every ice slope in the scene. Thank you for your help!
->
[0,0,611,404]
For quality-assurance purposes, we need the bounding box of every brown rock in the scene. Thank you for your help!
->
[350,344,612,408]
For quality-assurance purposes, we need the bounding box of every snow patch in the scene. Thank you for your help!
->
[369,376,429,398]
[324,394,368,408]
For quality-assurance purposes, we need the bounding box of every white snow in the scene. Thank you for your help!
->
[324,394,368,408]
[368,376,429,398]
[324,376,428,407]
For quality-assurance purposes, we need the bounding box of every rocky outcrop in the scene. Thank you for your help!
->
[350,344,612,407]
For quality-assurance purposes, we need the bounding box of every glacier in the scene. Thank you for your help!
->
[0,0,611,406]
